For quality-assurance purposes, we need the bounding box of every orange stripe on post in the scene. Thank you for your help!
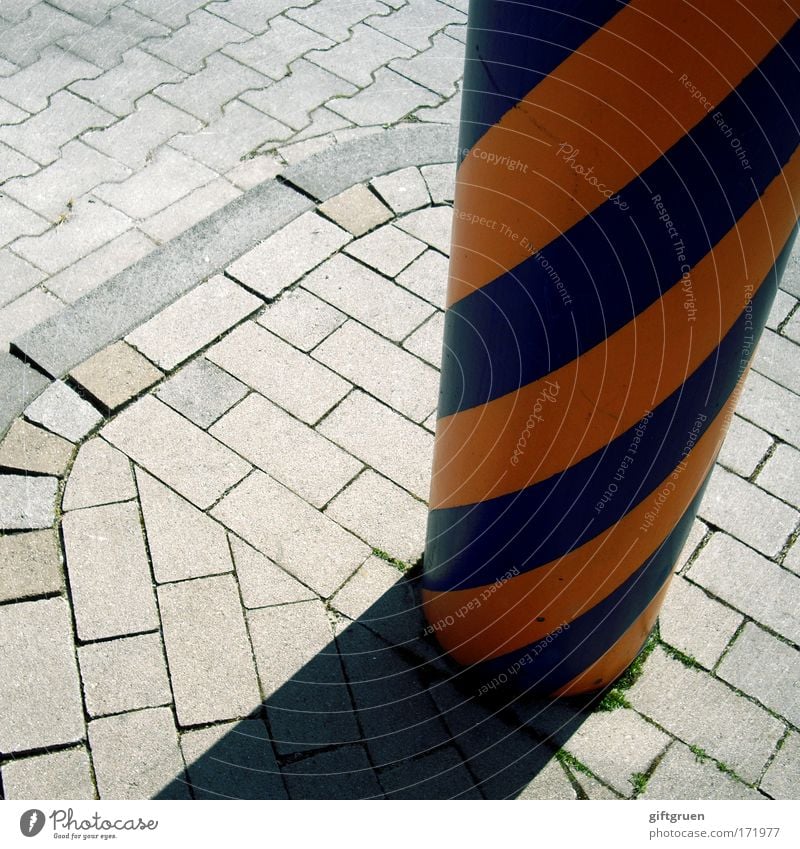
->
[447,0,800,306]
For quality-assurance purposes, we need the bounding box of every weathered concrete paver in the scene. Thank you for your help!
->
[0,474,59,530]
[760,732,800,799]
[2,746,96,801]
[0,529,62,602]
[62,436,136,510]
[0,418,73,475]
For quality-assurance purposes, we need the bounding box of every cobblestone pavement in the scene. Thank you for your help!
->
[0,1,799,802]
[1,157,800,799]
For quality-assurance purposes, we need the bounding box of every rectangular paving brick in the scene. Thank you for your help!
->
[102,395,251,509]
[0,529,62,603]
[380,746,479,800]
[760,732,800,799]
[230,535,316,609]
[61,501,159,641]
[395,204,452,254]
[0,597,84,753]
[1,746,96,800]
[718,622,800,727]
[207,321,351,424]
[302,254,433,342]
[403,311,444,367]
[226,210,350,299]
[738,371,800,448]
[753,328,800,395]
[756,443,800,505]
[0,249,45,308]
[126,275,262,370]
[78,632,172,718]
[0,475,58,530]
[370,166,431,215]
[717,413,773,478]
[688,532,800,644]
[211,392,361,508]
[24,379,103,442]
[89,707,190,799]
[343,223,427,277]
[697,465,797,557]
[212,470,370,596]
[256,288,345,351]
[313,320,438,422]
[0,288,64,352]
[282,745,383,799]
[318,389,433,499]
[628,647,784,783]
[0,418,73,476]
[158,574,262,727]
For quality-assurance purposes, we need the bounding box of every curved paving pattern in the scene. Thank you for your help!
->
[1,158,799,799]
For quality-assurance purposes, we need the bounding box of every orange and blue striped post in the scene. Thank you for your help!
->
[423,0,800,696]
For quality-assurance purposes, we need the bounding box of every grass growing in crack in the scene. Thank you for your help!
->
[661,643,701,669]
[595,628,659,710]
[630,771,649,795]
[690,745,746,783]
[371,548,410,572]
[555,749,592,777]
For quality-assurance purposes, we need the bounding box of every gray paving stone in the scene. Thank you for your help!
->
[70,341,163,412]
[70,47,186,117]
[282,745,383,799]
[212,470,370,596]
[0,418,73,475]
[89,707,190,799]
[128,0,206,28]
[11,196,131,275]
[783,539,800,576]
[0,288,64,351]
[61,501,159,641]
[517,759,577,800]
[658,576,743,668]
[62,437,136,512]
[241,58,357,130]
[756,442,800,505]
[49,1,127,25]
[396,204,452,254]
[391,31,464,96]
[563,708,670,796]
[126,275,261,370]
[47,229,157,304]
[766,288,796,330]
[688,532,800,644]
[0,597,84,752]
[0,46,101,112]
[226,210,350,299]
[0,95,27,124]
[102,395,250,509]
[207,0,315,32]
[369,0,466,50]
[0,474,58,529]
[170,100,291,172]
[344,223,427,277]
[224,14,331,79]
[317,184,393,238]
[420,162,455,204]
[83,94,201,169]
[403,311,443,367]
[181,719,286,800]
[0,192,49,249]
[330,67,440,125]
[313,320,438,421]
[256,288,345,351]
[155,357,248,428]
[0,4,88,66]
[59,6,168,70]
[229,534,316,609]
[211,392,361,508]
[208,321,351,424]
[78,633,172,718]
[395,247,448,308]
[0,529,62,602]
[303,254,432,342]
[287,0,387,41]
[142,9,250,73]
[139,178,242,243]
[329,553,402,620]
[248,599,359,754]
[784,305,800,344]
[225,152,283,189]
[94,146,216,220]
[326,469,427,564]
[24,379,102,442]
[641,742,763,800]
[380,746,479,799]
[370,166,430,214]
[0,248,45,308]
[137,468,233,583]
[318,389,433,499]
[760,732,800,799]
[627,647,784,783]
[697,465,797,557]
[738,371,800,448]
[1,746,96,800]
[307,22,415,86]
[718,623,800,726]
[423,410,436,432]
[0,141,37,179]
[158,574,262,727]
[717,413,773,478]
[753,328,800,395]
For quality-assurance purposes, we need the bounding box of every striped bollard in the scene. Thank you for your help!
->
[423,0,800,696]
